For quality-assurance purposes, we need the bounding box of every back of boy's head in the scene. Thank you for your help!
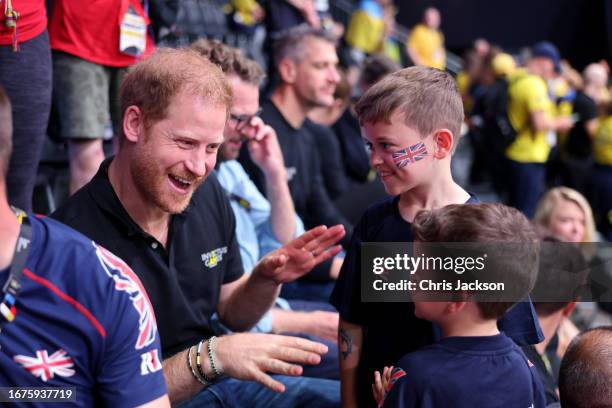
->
[531,237,588,317]
[412,203,539,319]
[354,66,464,144]
[559,326,612,408]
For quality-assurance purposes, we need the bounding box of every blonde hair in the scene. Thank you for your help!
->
[534,187,596,243]
[119,48,233,140]
[355,66,464,142]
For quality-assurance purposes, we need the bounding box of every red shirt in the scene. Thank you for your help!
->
[49,0,153,67]
[0,0,47,45]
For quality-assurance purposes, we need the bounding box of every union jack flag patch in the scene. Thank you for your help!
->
[392,143,428,168]
[14,349,75,382]
[386,367,407,392]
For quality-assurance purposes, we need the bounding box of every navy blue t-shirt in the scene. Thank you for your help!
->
[330,195,543,407]
[0,215,167,407]
[382,334,546,408]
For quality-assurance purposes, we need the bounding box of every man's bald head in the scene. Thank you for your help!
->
[559,326,612,408]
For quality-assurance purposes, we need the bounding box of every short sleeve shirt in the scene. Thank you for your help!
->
[330,195,542,407]
[51,159,244,358]
[506,72,554,163]
[0,215,167,406]
[382,334,546,408]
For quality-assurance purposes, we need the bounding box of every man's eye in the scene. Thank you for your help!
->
[364,142,373,151]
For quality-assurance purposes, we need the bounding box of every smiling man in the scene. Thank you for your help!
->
[51,48,345,407]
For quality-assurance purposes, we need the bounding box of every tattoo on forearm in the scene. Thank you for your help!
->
[339,328,353,360]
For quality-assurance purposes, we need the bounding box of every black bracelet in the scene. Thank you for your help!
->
[207,336,222,378]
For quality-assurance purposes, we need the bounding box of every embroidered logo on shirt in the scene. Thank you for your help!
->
[201,247,228,268]
[14,349,75,381]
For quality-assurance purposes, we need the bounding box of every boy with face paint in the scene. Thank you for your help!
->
[330,66,544,407]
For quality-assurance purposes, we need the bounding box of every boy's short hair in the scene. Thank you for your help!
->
[531,237,588,316]
[0,84,12,178]
[190,39,265,86]
[559,326,612,408]
[412,203,539,319]
[355,66,464,143]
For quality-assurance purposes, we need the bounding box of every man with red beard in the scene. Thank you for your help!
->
[52,48,345,407]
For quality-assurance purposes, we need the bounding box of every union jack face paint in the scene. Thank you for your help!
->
[392,142,428,169]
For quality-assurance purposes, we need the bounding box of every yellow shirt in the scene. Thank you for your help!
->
[505,71,554,163]
[407,24,445,70]
[594,116,612,165]
[345,9,385,54]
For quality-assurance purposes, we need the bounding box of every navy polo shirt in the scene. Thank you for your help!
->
[383,334,546,408]
[52,159,244,358]
[330,195,543,407]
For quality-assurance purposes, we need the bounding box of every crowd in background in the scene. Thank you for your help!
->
[1,0,611,407]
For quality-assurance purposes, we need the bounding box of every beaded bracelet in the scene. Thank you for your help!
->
[187,345,209,386]
[196,339,215,383]
[207,336,222,378]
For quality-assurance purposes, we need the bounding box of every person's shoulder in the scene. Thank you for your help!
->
[357,195,400,229]
[51,182,96,226]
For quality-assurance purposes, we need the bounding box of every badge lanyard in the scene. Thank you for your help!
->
[3,0,20,51]
[0,208,32,325]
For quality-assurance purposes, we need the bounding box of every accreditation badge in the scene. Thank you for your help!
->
[119,5,147,57]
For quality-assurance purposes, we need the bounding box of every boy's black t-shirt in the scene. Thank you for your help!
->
[382,334,546,408]
[566,91,598,159]
[330,195,544,407]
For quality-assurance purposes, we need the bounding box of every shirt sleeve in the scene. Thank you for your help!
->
[382,367,419,408]
[524,78,552,113]
[497,297,543,346]
[93,245,167,407]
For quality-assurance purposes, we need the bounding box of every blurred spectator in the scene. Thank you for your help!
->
[174,0,229,46]
[344,0,385,66]
[405,7,445,70]
[469,52,516,196]
[49,1,154,194]
[504,41,574,217]
[534,187,597,247]
[239,25,351,302]
[591,100,612,241]
[525,237,589,405]
[0,0,51,211]
[381,3,402,65]
[559,63,608,194]
[240,25,352,244]
[558,327,612,408]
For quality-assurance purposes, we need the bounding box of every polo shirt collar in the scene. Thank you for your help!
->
[88,157,193,238]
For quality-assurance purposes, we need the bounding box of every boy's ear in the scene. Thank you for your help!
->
[278,58,297,84]
[432,129,454,159]
[123,105,144,143]
[445,300,467,314]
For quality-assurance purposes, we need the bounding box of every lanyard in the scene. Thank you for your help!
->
[3,0,19,52]
[0,208,31,324]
